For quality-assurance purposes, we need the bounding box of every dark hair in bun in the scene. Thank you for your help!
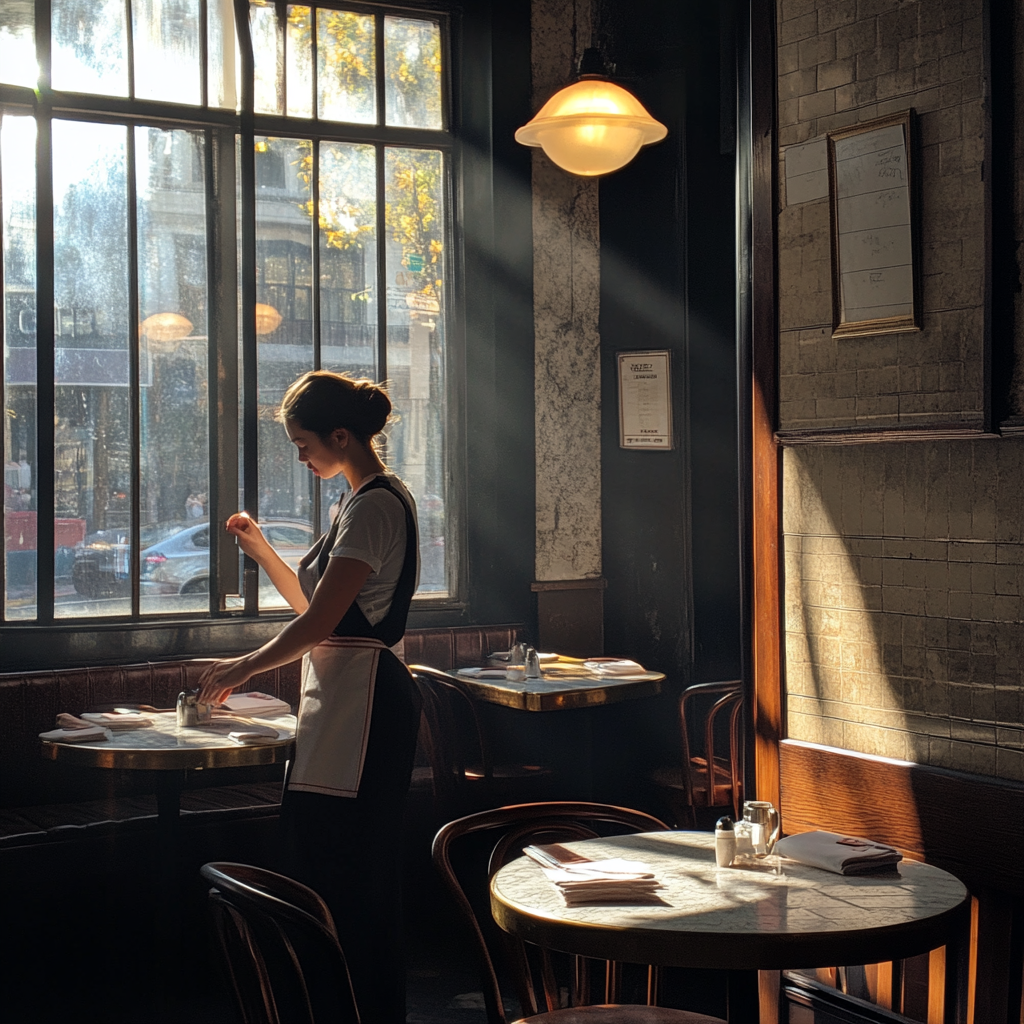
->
[277,370,392,448]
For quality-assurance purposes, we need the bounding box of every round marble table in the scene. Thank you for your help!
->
[490,831,969,1021]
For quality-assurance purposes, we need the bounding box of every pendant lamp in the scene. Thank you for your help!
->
[515,48,667,177]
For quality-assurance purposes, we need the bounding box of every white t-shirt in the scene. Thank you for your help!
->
[329,473,419,625]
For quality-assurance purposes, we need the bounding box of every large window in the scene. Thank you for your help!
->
[1,1,454,626]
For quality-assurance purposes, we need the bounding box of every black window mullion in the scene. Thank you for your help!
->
[125,127,142,616]
[208,127,242,608]
[34,0,55,625]
[234,0,260,614]
[311,138,323,534]
[125,0,136,100]
[375,143,387,391]
[200,0,210,109]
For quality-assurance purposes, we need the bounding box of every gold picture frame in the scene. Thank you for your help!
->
[827,110,921,339]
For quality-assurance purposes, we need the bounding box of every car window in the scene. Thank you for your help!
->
[266,526,311,548]
[191,528,210,549]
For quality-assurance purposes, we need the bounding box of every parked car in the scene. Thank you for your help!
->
[72,518,313,598]
[72,520,188,597]
[139,519,313,595]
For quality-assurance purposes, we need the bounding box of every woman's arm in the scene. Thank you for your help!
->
[197,555,372,705]
[226,512,308,613]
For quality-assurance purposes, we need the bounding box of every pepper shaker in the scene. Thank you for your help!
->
[524,647,541,679]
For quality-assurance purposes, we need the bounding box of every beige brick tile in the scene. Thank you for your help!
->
[856,44,898,78]
[779,96,801,128]
[778,122,818,147]
[780,10,819,44]
[844,721,908,760]
[995,748,1024,782]
[817,2,858,33]
[778,40,801,76]
[799,32,837,68]
[779,67,818,101]
[799,90,836,120]
[835,17,877,58]
[817,57,855,90]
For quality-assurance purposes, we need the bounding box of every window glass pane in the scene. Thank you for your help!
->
[317,142,377,532]
[136,127,210,615]
[51,0,128,97]
[286,6,313,118]
[256,136,314,607]
[2,116,37,620]
[52,120,131,618]
[0,3,37,88]
[133,0,202,106]
[384,16,442,130]
[207,0,238,109]
[384,148,446,595]
[250,2,282,116]
[316,9,375,125]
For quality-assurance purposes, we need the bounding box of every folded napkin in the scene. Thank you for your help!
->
[457,667,512,679]
[40,724,108,743]
[80,710,152,730]
[221,692,291,717]
[228,725,281,745]
[582,659,646,676]
[774,830,902,875]
[525,844,662,905]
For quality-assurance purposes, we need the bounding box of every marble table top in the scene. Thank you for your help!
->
[40,711,297,771]
[490,831,969,971]
[451,668,665,711]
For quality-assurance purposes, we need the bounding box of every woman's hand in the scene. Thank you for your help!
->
[198,655,253,707]
[226,511,273,563]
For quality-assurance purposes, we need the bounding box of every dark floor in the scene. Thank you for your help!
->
[3,793,732,1024]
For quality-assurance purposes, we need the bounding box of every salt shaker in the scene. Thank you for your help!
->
[524,647,541,679]
[715,816,737,868]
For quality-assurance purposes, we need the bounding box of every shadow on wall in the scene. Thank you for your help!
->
[783,440,1024,786]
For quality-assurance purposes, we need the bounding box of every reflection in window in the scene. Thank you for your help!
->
[51,0,128,97]
[385,16,443,129]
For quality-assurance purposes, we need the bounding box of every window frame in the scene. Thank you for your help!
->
[0,0,472,666]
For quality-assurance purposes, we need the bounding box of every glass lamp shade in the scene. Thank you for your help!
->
[514,79,667,177]
[141,312,193,342]
[255,303,283,335]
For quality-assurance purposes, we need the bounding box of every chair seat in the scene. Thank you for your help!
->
[649,760,735,804]
[517,1006,725,1023]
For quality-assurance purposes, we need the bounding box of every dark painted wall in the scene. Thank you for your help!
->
[600,1,741,761]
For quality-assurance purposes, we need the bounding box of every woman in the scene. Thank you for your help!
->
[198,370,421,1023]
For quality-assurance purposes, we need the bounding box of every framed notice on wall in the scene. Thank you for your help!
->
[618,350,673,449]
[827,110,921,339]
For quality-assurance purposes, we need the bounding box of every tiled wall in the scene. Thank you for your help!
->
[777,0,988,431]
[784,442,1024,781]
[776,1,1024,783]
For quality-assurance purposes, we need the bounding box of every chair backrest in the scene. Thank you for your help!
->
[432,801,671,1024]
[678,681,744,818]
[200,861,361,1024]
[410,665,492,803]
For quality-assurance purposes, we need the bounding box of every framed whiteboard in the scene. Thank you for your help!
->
[617,350,673,450]
[827,110,921,339]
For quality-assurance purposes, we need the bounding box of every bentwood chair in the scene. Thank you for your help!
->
[411,666,551,816]
[200,862,361,1024]
[648,681,743,828]
[432,801,726,1024]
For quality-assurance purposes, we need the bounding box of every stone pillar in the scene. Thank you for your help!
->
[530,0,605,655]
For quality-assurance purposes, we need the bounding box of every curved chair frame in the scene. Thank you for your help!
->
[201,861,360,1024]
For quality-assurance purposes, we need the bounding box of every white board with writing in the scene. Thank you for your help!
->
[828,112,919,337]
[618,350,673,450]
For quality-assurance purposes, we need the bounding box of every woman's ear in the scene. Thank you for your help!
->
[331,427,349,450]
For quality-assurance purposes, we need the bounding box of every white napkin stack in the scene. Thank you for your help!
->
[80,710,152,730]
[221,692,291,717]
[525,844,662,905]
[39,714,108,743]
[774,830,903,875]
[227,723,281,745]
[582,659,646,676]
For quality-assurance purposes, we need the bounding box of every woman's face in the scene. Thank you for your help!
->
[284,419,346,479]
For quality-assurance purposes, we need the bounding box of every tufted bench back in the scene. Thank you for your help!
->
[0,623,521,812]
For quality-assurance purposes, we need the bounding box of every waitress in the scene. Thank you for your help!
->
[198,369,421,1023]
